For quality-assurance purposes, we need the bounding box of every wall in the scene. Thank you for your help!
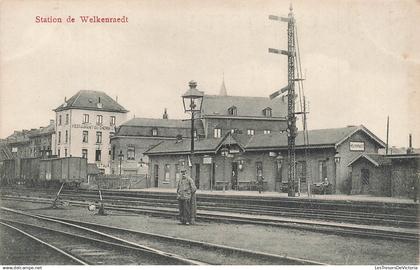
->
[391,158,419,197]
[110,136,169,175]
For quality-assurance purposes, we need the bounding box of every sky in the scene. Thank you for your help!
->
[0,0,419,148]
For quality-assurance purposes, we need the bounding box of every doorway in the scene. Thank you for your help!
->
[153,164,159,187]
[195,163,200,189]
[231,162,238,190]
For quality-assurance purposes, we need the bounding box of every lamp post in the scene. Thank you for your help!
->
[182,80,204,155]
[118,150,124,176]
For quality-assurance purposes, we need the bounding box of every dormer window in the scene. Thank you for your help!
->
[263,107,272,117]
[228,106,237,116]
[152,128,158,136]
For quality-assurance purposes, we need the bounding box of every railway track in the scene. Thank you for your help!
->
[4,187,417,228]
[2,195,418,242]
[0,207,322,265]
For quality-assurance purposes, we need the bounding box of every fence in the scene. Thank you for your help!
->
[87,174,150,190]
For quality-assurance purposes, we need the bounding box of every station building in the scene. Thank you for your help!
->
[53,90,128,173]
[145,125,386,193]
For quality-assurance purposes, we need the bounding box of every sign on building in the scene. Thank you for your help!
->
[203,156,212,164]
[350,141,365,151]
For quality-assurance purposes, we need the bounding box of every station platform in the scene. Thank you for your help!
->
[111,187,418,205]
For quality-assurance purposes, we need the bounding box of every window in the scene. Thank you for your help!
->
[127,146,135,160]
[247,129,255,136]
[175,164,180,182]
[263,108,272,117]
[82,131,88,143]
[110,116,116,126]
[95,150,101,161]
[228,106,237,116]
[83,114,89,124]
[65,130,68,143]
[58,131,61,144]
[152,128,158,136]
[361,169,370,185]
[264,130,271,134]
[214,128,222,138]
[96,115,103,125]
[82,149,88,159]
[297,161,307,183]
[112,146,115,161]
[318,160,327,182]
[57,149,60,157]
[193,129,197,138]
[96,131,102,143]
[58,115,62,125]
[164,164,170,181]
[64,148,68,157]
[65,114,69,125]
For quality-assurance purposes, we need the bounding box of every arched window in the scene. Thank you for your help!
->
[228,106,237,116]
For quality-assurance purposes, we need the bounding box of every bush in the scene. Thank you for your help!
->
[339,176,352,195]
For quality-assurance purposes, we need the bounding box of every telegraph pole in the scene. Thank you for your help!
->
[269,4,298,197]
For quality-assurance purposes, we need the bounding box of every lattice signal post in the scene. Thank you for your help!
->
[268,5,297,197]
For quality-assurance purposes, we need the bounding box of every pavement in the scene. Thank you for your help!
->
[112,187,418,204]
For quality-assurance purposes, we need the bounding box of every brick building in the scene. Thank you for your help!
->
[200,94,287,138]
[349,153,420,198]
[53,90,128,173]
[0,120,56,160]
[145,125,385,193]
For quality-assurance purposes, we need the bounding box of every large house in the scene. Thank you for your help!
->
[53,90,128,173]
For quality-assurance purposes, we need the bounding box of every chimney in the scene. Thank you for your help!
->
[116,95,118,102]
[50,119,55,125]
[97,96,103,108]
[407,134,414,154]
[64,96,67,102]
[163,108,168,119]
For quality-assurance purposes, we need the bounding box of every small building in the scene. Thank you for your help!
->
[145,125,385,193]
[349,153,420,198]
[53,90,128,173]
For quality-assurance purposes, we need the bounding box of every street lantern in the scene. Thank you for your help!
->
[334,153,341,164]
[118,150,124,175]
[182,80,204,154]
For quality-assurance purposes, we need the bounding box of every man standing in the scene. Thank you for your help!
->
[176,169,197,225]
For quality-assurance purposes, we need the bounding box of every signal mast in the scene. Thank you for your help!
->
[268,4,307,197]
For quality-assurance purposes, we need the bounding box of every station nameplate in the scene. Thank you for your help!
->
[350,141,365,151]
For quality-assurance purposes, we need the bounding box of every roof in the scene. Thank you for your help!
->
[201,95,287,118]
[120,118,191,129]
[145,137,222,155]
[54,90,128,113]
[114,118,204,138]
[145,125,385,155]
[347,154,392,167]
[246,126,374,149]
[28,123,55,138]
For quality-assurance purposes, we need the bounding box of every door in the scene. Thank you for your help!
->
[361,168,369,194]
[231,162,238,190]
[195,163,200,189]
[153,165,159,187]
[211,163,216,189]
